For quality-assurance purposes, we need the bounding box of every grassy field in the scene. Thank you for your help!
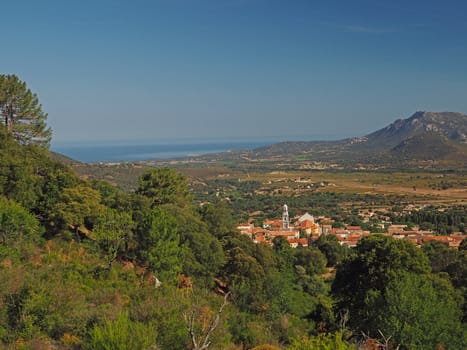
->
[70,159,466,208]
[176,167,466,205]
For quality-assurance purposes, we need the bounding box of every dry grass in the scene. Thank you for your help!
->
[180,168,467,206]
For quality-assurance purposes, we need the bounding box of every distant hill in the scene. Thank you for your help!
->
[248,111,467,168]
[48,150,82,166]
[363,111,466,151]
[389,132,466,161]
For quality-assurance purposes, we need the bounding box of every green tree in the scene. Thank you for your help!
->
[222,245,267,312]
[459,237,467,252]
[272,236,295,272]
[136,168,191,207]
[0,74,51,147]
[93,208,135,268]
[315,234,349,267]
[56,185,104,240]
[199,202,235,238]
[295,247,327,276]
[379,272,465,350]
[35,162,79,231]
[332,235,431,336]
[136,207,183,281]
[0,131,41,209]
[165,205,224,286]
[422,240,458,273]
[0,196,41,246]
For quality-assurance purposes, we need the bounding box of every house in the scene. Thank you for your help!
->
[254,235,272,246]
[237,222,254,231]
[268,230,300,240]
[287,238,309,248]
[387,224,408,235]
[346,225,362,233]
[237,222,255,238]
[421,234,465,249]
[296,219,320,236]
[263,219,283,230]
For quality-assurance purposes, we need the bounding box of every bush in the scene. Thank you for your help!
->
[288,332,355,350]
[85,313,156,350]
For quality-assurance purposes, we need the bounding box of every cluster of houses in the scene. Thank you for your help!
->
[236,205,465,249]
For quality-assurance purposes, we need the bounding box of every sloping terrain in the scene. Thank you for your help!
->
[390,132,467,161]
[247,111,467,168]
[363,111,466,151]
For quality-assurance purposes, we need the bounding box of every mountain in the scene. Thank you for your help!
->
[248,111,467,168]
[362,111,466,151]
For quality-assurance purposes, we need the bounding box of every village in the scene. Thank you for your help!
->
[237,204,465,249]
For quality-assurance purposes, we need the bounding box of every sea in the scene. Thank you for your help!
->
[51,139,279,163]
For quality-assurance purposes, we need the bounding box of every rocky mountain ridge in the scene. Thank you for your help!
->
[363,111,466,150]
[247,111,467,168]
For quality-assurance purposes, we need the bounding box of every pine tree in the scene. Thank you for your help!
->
[0,74,51,147]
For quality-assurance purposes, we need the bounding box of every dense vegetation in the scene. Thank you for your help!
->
[0,128,465,349]
[390,206,466,234]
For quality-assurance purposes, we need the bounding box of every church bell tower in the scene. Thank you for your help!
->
[282,204,289,230]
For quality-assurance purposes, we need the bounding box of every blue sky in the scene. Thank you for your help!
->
[2,0,467,145]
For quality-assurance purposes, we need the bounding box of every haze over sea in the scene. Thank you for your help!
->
[52,136,315,163]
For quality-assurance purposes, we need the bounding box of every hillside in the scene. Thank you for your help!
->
[363,111,467,151]
[389,132,467,161]
[244,111,467,169]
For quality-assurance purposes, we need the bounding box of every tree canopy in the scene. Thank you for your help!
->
[332,235,465,349]
[136,168,191,207]
[0,74,51,148]
[379,272,464,349]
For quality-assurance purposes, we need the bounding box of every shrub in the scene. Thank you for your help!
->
[85,313,156,350]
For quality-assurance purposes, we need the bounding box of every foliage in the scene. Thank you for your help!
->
[330,234,466,348]
[130,286,191,350]
[332,235,431,335]
[93,208,134,267]
[391,205,466,234]
[251,345,281,350]
[199,201,236,238]
[85,312,156,350]
[0,74,51,147]
[222,244,267,312]
[56,185,104,236]
[272,236,296,272]
[288,332,355,350]
[378,272,465,350]
[315,234,350,267]
[137,168,191,207]
[295,247,327,275]
[422,240,458,273]
[229,311,277,349]
[0,196,42,246]
[460,237,467,252]
[166,205,225,286]
[136,207,184,281]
